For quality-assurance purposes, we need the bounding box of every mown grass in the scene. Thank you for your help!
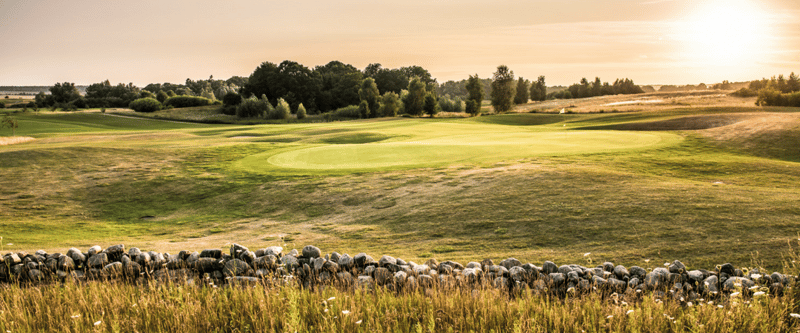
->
[1,280,798,332]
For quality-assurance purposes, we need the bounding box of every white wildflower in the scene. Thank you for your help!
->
[687,302,693,307]
[327,297,335,301]
[583,252,591,257]
[731,292,740,297]
[324,309,328,313]
[94,321,102,326]
[606,315,613,319]
[753,291,765,297]
[70,314,81,319]
[790,313,800,319]
[751,274,762,280]
[342,310,350,315]
[626,310,634,315]
[718,305,724,308]
[356,320,362,324]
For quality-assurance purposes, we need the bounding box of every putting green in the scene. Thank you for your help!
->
[241,130,677,171]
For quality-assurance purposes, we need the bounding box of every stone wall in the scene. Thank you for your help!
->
[0,243,792,301]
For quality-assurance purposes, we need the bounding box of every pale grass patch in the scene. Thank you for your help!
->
[0,136,34,145]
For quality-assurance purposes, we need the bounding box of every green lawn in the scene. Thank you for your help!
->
[1,106,799,270]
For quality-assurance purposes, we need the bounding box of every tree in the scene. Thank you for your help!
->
[273,98,291,120]
[1,114,18,136]
[49,82,81,105]
[379,92,400,117]
[296,103,307,119]
[403,77,426,116]
[242,61,320,112]
[156,90,169,103]
[788,72,800,93]
[358,78,380,117]
[490,65,516,113]
[465,74,484,116]
[314,61,363,112]
[530,76,547,101]
[358,100,370,119]
[423,93,438,117]
[514,78,529,104]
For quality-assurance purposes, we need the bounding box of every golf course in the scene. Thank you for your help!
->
[2,94,799,270]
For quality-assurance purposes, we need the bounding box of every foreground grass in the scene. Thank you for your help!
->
[1,281,797,332]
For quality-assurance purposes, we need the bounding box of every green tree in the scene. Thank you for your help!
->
[49,82,81,104]
[296,103,307,119]
[156,90,169,103]
[423,93,438,117]
[530,76,547,101]
[1,114,18,136]
[271,98,290,120]
[465,74,484,116]
[358,100,370,119]
[788,72,800,93]
[379,92,400,117]
[490,65,516,113]
[358,78,380,117]
[314,61,363,112]
[404,77,426,116]
[514,78,529,104]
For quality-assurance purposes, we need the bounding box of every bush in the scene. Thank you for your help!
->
[236,97,269,118]
[129,98,163,113]
[296,103,307,119]
[156,91,169,103]
[465,99,480,116]
[270,98,291,120]
[0,102,4,109]
[323,105,361,121]
[358,100,370,119]
[222,92,243,107]
[731,88,757,97]
[71,97,87,109]
[164,95,212,108]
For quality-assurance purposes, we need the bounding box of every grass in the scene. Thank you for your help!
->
[0,280,798,332]
[1,105,799,269]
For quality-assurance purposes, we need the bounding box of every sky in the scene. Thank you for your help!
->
[1,0,798,87]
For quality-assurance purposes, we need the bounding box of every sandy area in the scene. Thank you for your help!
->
[0,136,35,145]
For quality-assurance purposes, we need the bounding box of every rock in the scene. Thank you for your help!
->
[413,264,430,275]
[223,259,252,277]
[437,264,453,275]
[105,244,125,261]
[549,273,565,288]
[186,252,200,265]
[719,263,735,276]
[542,261,558,274]
[499,258,522,270]
[357,275,374,290]
[254,255,278,270]
[462,268,482,283]
[466,262,482,269]
[703,275,720,295]
[312,258,326,272]
[424,259,439,270]
[379,255,397,267]
[394,271,408,285]
[281,255,299,270]
[229,244,249,259]
[602,262,615,272]
[629,266,647,279]
[135,252,150,267]
[87,245,102,256]
[628,277,640,289]
[509,266,527,282]
[103,262,123,279]
[58,255,75,271]
[723,277,755,292]
[480,259,494,270]
[374,267,392,285]
[329,252,341,263]
[302,245,321,259]
[338,254,354,270]
[199,249,222,259]
[608,278,627,293]
[644,268,670,290]
[354,253,374,267]
[493,276,509,289]
[239,251,256,266]
[288,249,299,257]
[323,260,339,273]
[613,265,629,279]
[668,260,686,274]
[87,253,109,269]
[125,261,142,277]
[28,269,43,282]
[264,246,283,257]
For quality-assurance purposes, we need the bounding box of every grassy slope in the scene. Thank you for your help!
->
[1,105,799,271]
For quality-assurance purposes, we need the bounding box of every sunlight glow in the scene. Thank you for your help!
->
[676,0,775,67]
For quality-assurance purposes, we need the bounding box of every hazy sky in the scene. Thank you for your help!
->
[1,0,798,86]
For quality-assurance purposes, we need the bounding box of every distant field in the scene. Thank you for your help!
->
[1,97,799,271]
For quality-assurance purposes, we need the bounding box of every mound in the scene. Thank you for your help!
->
[701,113,800,162]
[597,114,754,131]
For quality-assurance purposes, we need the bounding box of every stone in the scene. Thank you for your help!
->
[719,263,735,276]
[302,245,322,259]
[374,267,392,285]
[542,261,558,274]
[466,262,482,269]
[58,255,75,271]
[703,275,720,295]
[87,253,109,269]
[424,259,439,270]
[223,259,252,277]
[723,277,755,292]
[199,249,222,259]
[629,266,647,279]
[254,255,278,270]
[264,246,283,257]
[105,244,125,261]
[608,278,627,293]
[480,259,494,270]
[281,255,299,269]
[668,260,686,274]
[602,262,615,272]
[313,258,326,271]
[499,258,522,270]
[613,265,629,279]
[329,252,341,263]
[230,244,249,259]
[323,260,339,273]
[288,249,299,257]
[87,245,102,256]
[493,276,509,289]
[103,262,124,279]
[394,271,408,285]
[509,266,527,282]
[338,254,354,270]
[228,276,260,286]
[379,255,397,267]
[357,275,374,290]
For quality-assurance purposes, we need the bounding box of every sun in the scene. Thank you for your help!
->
[678,0,774,67]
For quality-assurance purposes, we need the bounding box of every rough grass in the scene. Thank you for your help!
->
[1,103,799,270]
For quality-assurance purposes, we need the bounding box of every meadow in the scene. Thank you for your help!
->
[2,94,800,331]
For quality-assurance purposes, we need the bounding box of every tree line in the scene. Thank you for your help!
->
[731,73,800,107]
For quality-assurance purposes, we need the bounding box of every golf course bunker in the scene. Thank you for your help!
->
[253,131,675,170]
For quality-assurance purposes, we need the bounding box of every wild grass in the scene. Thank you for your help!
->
[0,279,797,332]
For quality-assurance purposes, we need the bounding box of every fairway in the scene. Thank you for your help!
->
[262,130,672,170]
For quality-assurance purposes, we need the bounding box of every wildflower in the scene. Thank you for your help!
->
[70,314,81,319]
[644,259,650,263]
[731,292,740,297]
[327,297,335,301]
[356,320,363,324]
[342,310,350,315]
[324,309,329,313]
[718,305,724,308]
[687,302,693,307]
[626,310,634,315]
[748,286,759,291]
[790,313,800,319]
[94,321,102,326]
[664,262,669,266]
[606,315,613,319]
[753,291,765,297]
[751,274,762,280]
[583,252,591,257]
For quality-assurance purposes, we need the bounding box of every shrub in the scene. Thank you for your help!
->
[465,99,480,116]
[323,105,361,121]
[296,103,307,119]
[270,98,291,120]
[358,100,370,119]
[129,98,163,112]
[0,102,4,109]
[164,95,212,108]
[380,92,400,117]
[140,91,156,99]
[71,97,87,109]
[731,88,757,97]
[156,91,169,103]
[236,96,269,118]
[222,92,243,107]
